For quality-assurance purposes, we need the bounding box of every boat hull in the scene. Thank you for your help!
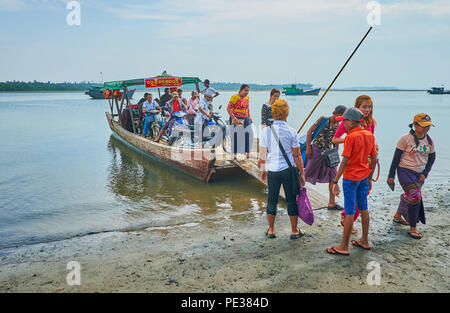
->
[105,112,243,182]
[283,88,321,96]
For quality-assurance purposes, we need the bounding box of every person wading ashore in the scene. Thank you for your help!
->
[332,95,377,234]
[387,113,436,239]
[305,105,346,210]
[261,88,280,128]
[258,99,306,240]
[327,108,377,256]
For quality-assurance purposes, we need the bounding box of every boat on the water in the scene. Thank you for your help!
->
[86,86,136,99]
[427,86,450,94]
[103,72,246,182]
[282,84,320,96]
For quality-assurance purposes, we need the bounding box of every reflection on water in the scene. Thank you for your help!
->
[106,135,268,228]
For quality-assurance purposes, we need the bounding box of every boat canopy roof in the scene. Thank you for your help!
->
[103,71,202,90]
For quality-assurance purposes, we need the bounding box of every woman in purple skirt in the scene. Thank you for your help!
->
[304,105,346,210]
[387,113,436,239]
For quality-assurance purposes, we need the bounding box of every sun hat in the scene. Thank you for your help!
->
[413,113,434,127]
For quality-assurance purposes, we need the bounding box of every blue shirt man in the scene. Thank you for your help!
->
[142,94,161,137]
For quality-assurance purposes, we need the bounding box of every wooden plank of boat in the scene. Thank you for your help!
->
[232,159,328,210]
[106,112,243,182]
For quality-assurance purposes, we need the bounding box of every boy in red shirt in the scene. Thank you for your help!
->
[326,108,378,256]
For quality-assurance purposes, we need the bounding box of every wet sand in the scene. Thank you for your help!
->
[0,184,448,293]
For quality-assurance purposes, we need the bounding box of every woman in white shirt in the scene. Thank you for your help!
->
[258,99,306,240]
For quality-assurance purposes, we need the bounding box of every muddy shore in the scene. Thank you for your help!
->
[0,183,448,293]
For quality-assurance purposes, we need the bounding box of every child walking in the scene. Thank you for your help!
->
[326,108,377,256]
[333,95,377,234]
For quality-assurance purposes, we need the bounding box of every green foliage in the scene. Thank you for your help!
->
[0,81,100,92]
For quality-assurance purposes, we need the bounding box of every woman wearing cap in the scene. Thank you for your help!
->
[387,113,436,239]
[261,88,280,128]
[332,95,377,234]
[227,84,253,159]
[258,99,306,239]
[304,105,346,210]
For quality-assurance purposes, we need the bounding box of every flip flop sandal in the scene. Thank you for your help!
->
[351,240,371,250]
[393,218,409,225]
[327,205,341,210]
[265,230,276,239]
[325,247,349,256]
[290,229,305,240]
[408,231,422,240]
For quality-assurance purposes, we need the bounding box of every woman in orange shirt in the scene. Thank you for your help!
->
[227,84,253,159]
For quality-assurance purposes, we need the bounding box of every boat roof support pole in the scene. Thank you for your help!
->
[108,97,114,116]
[119,91,125,114]
[114,96,121,124]
[195,82,200,94]
[125,86,137,134]
[158,88,161,100]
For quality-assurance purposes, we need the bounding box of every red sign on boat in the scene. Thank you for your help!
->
[145,77,182,88]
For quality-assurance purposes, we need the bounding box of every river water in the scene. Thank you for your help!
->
[0,91,448,250]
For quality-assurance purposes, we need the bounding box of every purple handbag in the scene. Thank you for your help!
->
[297,187,314,226]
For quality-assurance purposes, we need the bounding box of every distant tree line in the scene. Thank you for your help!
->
[209,82,313,91]
[0,80,99,91]
[0,80,315,92]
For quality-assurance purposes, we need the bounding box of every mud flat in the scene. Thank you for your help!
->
[0,183,448,293]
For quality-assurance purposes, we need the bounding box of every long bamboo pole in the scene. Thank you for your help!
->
[297,27,373,134]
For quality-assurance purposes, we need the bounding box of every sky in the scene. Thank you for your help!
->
[0,0,449,88]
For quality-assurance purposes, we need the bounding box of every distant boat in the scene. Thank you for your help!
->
[427,86,450,94]
[85,86,136,99]
[282,84,320,96]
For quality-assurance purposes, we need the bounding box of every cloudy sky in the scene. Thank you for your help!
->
[0,0,449,88]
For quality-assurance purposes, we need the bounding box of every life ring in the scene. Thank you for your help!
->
[113,89,122,101]
[103,88,112,99]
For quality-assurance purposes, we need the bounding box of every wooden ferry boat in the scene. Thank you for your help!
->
[103,72,328,206]
[104,72,245,182]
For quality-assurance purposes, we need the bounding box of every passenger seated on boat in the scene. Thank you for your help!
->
[120,107,134,133]
[186,90,199,125]
[154,93,186,143]
[142,93,161,138]
[136,93,149,134]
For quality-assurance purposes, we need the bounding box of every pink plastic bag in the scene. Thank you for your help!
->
[297,187,314,225]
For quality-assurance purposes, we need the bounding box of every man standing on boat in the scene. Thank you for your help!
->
[194,91,215,148]
[200,79,219,111]
[159,88,172,107]
[142,93,161,138]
